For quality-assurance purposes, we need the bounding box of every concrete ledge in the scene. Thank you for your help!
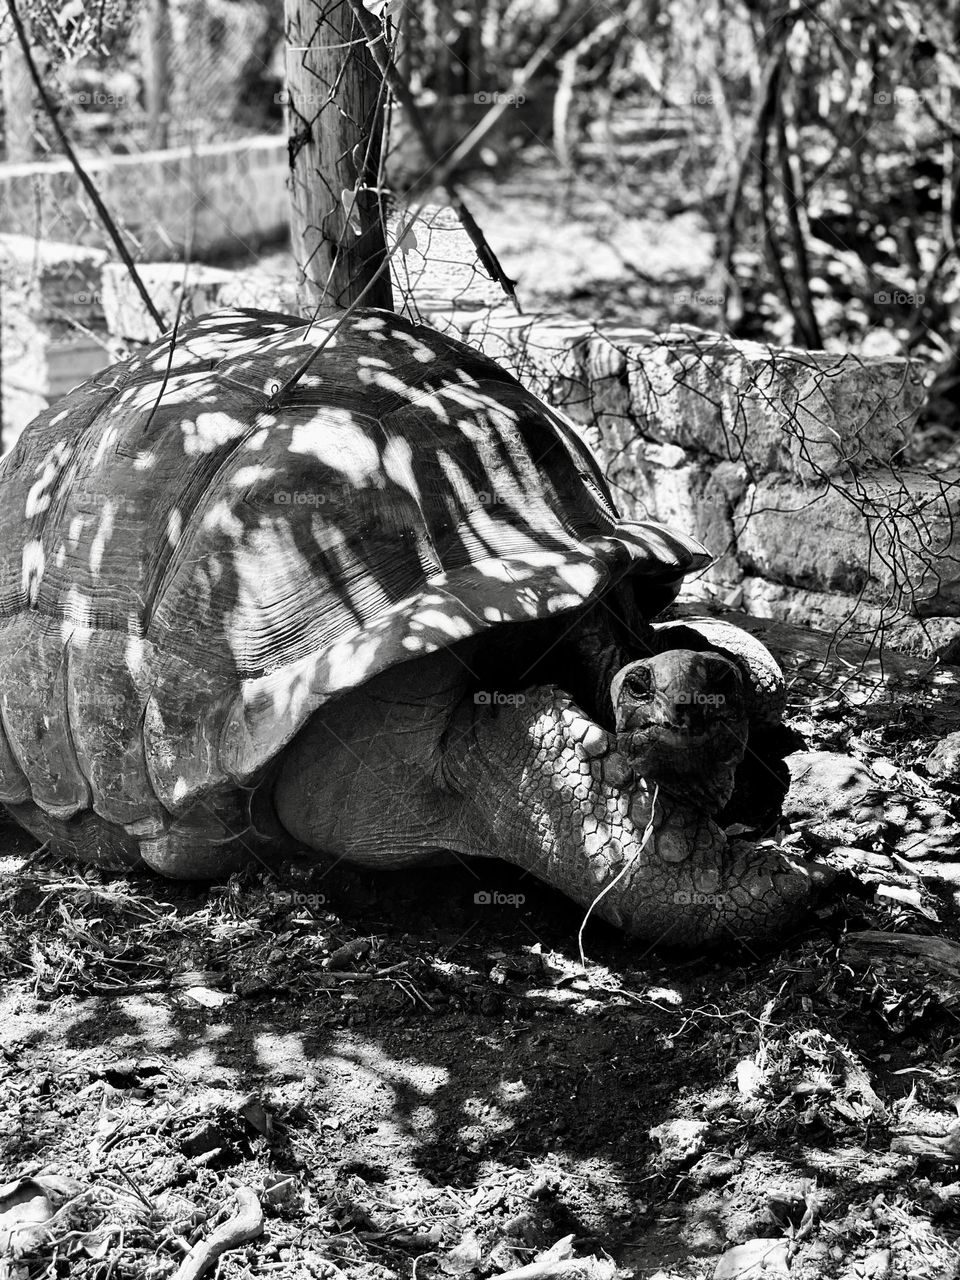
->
[0,136,288,260]
[99,205,504,342]
[739,579,960,663]
[0,235,116,450]
[452,312,926,481]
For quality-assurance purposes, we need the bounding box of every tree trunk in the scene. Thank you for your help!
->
[283,0,393,311]
[2,23,37,162]
[142,0,172,151]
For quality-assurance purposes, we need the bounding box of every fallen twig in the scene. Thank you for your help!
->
[172,1186,263,1280]
[487,1257,616,1280]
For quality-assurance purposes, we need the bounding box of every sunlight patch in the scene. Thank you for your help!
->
[289,414,380,484]
[62,587,94,633]
[200,499,244,539]
[182,411,247,454]
[125,633,146,672]
[88,506,114,578]
[254,1031,311,1076]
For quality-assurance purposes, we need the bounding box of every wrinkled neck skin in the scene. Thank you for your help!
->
[442,688,818,948]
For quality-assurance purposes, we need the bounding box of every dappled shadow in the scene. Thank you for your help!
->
[0,846,725,1247]
[0,305,705,888]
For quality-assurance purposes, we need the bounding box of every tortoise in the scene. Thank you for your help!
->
[0,307,829,946]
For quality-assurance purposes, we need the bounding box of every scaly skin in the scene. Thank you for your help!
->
[274,647,832,946]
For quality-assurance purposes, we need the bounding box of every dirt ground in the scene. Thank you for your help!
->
[4,656,960,1280]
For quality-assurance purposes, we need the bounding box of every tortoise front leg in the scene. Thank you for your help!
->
[441,663,832,946]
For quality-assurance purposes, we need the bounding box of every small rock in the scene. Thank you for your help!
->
[785,751,881,830]
[714,1238,789,1278]
[863,1248,892,1278]
[688,1153,739,1187]
[0,1178,54,1254]
[649,1118,709,1167]
[183,986,234,1009]
[926,730,960,780]
[871,758,899,780]
[439,1228,482,1275]
[735,1059,766,1097]
[179,1119,229,1158]
[323,939,371,971]
[260,1175,299,1208]
[785,750,958,855]
[234,973,278,998]
[239,1094,273,1137]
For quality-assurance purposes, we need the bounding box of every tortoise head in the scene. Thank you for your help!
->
[611,650,749,812]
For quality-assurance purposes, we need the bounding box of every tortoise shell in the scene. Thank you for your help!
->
[0,308,708,873]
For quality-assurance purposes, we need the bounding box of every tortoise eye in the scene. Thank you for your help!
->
[620,667,653,700]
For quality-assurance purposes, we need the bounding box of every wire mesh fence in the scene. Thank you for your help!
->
[0,0,282,160]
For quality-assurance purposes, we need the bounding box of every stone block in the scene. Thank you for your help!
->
[624,333,925,479]
[100,262,239,342]
[0,236,114,449]
[599,436,746,598]
[0,235,108,328]
[735,471,960,615]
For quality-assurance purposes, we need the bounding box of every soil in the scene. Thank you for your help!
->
[4,665,960,1280]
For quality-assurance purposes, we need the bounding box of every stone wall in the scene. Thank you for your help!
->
[0,236,117,446]
[442,310,952,659]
